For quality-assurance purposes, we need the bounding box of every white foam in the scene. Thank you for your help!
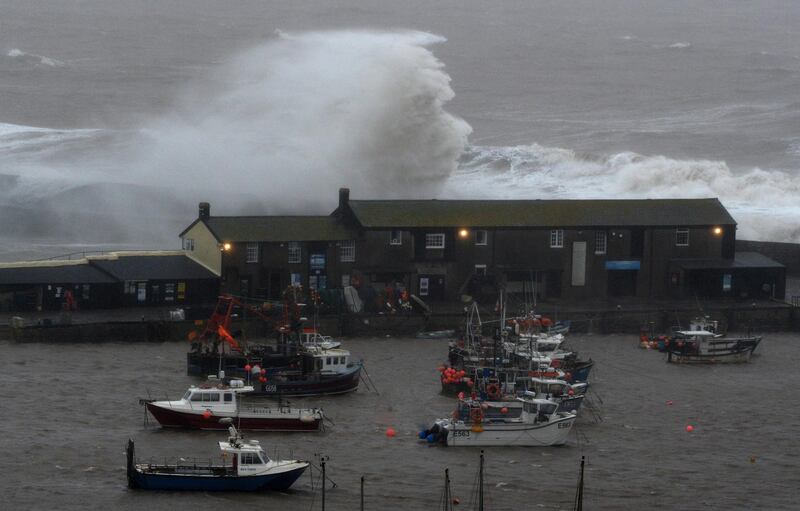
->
[6,48,65,67]
[446,143,800,242]
[667,42,692,49]
[133,29,470,206]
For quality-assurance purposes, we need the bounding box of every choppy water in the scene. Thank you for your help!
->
[1,1,800,258]
[1,334,799,510]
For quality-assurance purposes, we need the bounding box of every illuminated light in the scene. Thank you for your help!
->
[458,229,469,238]
[222,242,232,251]
[713,227,723,235]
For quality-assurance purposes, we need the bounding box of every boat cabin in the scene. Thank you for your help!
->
[179,379,253,410]
[519,397,560,422]
[302,347,352,375]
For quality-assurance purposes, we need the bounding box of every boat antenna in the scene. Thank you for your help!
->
[573,456,585,511]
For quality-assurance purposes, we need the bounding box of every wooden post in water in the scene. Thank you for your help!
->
[478,451,484,511]
[360,475,364,511]
[321,459,326,511]
[573,456,585,511]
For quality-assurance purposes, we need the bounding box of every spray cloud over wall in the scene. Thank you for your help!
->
[134,30,471,212]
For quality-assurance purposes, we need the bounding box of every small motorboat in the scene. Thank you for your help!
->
[144,379,324,431]
[126,421,309,491]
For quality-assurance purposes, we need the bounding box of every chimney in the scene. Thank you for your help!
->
[338,188,350,209]
[199,202,210,220]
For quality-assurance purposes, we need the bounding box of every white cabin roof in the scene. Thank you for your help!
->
[675,330,717,337]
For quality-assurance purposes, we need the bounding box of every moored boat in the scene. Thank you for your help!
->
[252,345,362,397]
[126,421,309,491]
[144,379,324,431]
[422,395,576,447]
[666,330,761,364]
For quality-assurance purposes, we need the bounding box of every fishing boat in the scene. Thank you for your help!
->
[143,379,324,431]
[514,377,588,413]
[422,395,576,447]
[252,345,362,397]
[126,421,309,491]
[666,330,762,364]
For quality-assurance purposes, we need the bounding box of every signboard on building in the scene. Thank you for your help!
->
[605,260,641,270]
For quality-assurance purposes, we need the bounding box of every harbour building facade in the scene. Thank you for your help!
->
[179,189,785,306]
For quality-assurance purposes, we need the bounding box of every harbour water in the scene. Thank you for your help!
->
[1,333,799,510]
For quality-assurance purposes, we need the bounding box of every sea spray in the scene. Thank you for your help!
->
[446,143,800,242]
[132,30,471,212]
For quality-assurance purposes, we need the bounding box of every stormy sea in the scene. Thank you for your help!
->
[1,0,799,261]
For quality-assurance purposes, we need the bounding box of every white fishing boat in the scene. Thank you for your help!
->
[422,395,576,447]
[666,330,761,364]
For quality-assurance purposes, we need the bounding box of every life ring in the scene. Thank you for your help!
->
[486,383,501,400]
[470,407,484,424]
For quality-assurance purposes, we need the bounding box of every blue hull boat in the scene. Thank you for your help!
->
[128,465,306,491]
[126,429,309,492]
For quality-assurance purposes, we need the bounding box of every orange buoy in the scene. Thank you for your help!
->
[386,427,396,438]
[686,425,694,432]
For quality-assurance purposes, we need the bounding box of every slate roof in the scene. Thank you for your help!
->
[345,198,736,228]
[0,262,117,285]
[194,216,357,242]
[88,254,218,281]
[0,253,218,286]
[673,252,785,270]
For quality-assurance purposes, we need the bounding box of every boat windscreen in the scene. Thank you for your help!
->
[182,390,192,400]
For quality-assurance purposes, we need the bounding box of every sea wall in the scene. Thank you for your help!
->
[2,303,797,341]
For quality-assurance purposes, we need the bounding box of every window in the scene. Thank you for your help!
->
[246,243,259,263]
[595,231,607,254]
[475,230,488,246]
[340,240,355,262]
[190,392,202,402]
[291,273,302,286]
[390,230,402,245]
[182,238,194,251]
[550,229,564,248]
[240,453,262,465]
[426,233,445,249]
[288,242,301,263]
[676,229,690,247]
[164,283,175,302]
[224,393,232,402]
[475,264,487,276]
